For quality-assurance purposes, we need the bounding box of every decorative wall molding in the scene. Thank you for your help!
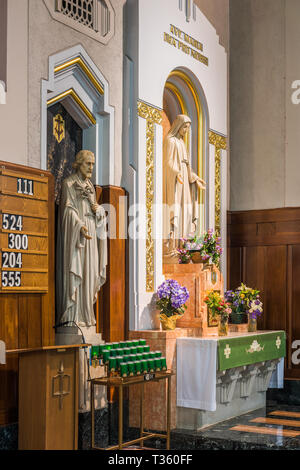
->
[41,44,115,185]
[208,130,227,236]
[137,100,162,292]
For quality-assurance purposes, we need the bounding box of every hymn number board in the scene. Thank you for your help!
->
[0,167,49,292]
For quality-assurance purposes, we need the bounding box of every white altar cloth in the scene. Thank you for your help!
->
[177,336,284,412]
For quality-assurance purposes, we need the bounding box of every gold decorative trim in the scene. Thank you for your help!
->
[47,89,96,125]
[208,131,227,237]
[137,100,162,292]
[53,113,65,143]
[54,57,104,95]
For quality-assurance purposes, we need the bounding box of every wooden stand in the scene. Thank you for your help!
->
[7,344,88,450]
[90,371,174,450]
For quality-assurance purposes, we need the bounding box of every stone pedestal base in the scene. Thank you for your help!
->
[128,329,197,431]
[163,263,224,336]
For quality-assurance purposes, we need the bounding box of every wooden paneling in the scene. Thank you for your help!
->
[228,208,300,379]
[0,161,55,425]
[97,185,127,343]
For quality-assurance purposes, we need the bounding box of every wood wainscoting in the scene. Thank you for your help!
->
[228,207,300,379]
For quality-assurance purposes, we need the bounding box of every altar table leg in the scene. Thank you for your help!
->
[167,375,171,450]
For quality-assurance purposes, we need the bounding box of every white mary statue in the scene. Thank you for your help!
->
[163,114,206,259]
[56,150,107,327]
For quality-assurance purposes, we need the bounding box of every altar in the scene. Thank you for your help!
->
[177,331,286,430]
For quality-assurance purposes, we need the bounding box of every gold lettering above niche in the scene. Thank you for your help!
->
[163,24,209,66]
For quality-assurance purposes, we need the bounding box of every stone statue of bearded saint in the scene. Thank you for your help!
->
[56,150,107,327]
[163,114,206,261]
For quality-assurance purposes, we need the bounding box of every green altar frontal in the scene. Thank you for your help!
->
[218,331,286,371]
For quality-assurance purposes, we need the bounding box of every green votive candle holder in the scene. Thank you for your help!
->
[110,349,118,357]
[149,352,156,359]
[143,345,150,353]
[132,340,140,347]
[123,348,131,356]
[127,362,135,376]
[111,342,119,349]
[139,339,146,346]
[129,347,137,355]
[99,344,107,355]
[123,355,131,363]
[141,360,148,373]
[120,362,128,378]
[154,358,161,371]
[125,341,134,348]
[116,356,124,370]
[115,348,123,356]
[129,354,137,362]
[154,351,162,358]
[136,354,143,361]
[102,350,110,363]
[134,361,142,375]
[142,352,150,360]
[161,357,167,370]
[120,341,127,348]
[148,359,155,372]
[109,357,117,372]
[104,343,113,350]
[137,346,144,354]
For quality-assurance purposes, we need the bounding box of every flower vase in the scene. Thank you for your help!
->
[248,316,257,332]
[191,252,208,264]
[218,318,228,336]
[160,313,182,331]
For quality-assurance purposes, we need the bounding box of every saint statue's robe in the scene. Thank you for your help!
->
[163,115,199,245]
[56,173,107,327]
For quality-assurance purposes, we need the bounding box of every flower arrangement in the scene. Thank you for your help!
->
[203,290,232,321]
[225,283,263,323]
[156,279,190,318]
[176,247,191,264]
[181,230,222,267]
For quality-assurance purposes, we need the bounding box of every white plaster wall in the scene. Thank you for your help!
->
[285,0,300,207]
[230,0,287,211]
[0,0,28,165]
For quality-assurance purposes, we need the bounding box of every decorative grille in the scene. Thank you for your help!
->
[56,0,97,31]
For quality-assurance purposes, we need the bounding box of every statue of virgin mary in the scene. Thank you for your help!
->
[163,114,206,260]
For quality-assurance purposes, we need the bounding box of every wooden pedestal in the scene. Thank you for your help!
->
[163,263,224,336]
[11,344,86,450]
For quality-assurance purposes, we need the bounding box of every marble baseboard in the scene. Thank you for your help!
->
[267,380,300,406]
[0,423,18,450]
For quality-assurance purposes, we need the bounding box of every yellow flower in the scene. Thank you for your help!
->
[240,294,245,299]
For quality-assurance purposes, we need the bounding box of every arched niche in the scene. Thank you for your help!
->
[41,44,115,187]
[162,66,209,234]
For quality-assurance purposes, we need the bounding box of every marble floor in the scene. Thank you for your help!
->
[168,404,300,450]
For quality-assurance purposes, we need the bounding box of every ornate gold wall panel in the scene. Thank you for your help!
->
[137,100,162,292]
[208,131,227,236]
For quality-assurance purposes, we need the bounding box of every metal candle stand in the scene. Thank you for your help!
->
[89,370,174,450]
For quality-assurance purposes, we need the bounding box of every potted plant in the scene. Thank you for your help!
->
[225,283,262,328]
[156,279,190,330]
[203,290,232,336]
[182,230,222,267]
